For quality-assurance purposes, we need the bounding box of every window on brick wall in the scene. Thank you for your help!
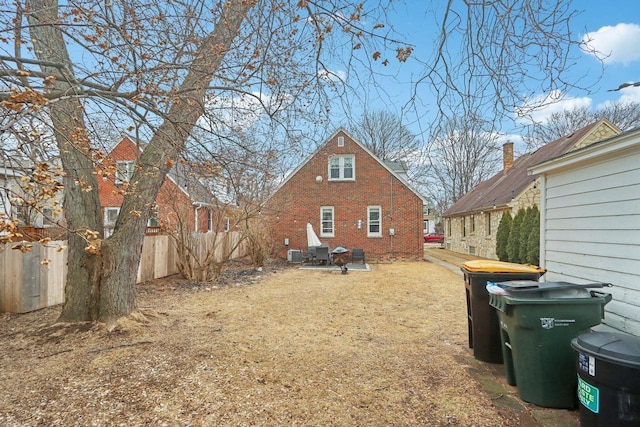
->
[328,155,354,180]
[320,206,334,237]
[104,207,120,237]
[147,205,159,227]
[367,206,382,237]
[115,160,135,184]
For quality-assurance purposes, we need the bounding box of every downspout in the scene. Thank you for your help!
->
[194,204,201,233]
[389,174,394,257]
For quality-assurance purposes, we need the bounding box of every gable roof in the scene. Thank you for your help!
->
[109,136,218,205]
[272,128,428,203]
[443,119,621,216]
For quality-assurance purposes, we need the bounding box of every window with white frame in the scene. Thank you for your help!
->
[147,205,159,227]
[115,160,135,184]
[328,155,354,180]
[42,207,55,227]
[337,136,344,147]
[104,207,120,237]
[367,206,382,237]
[320,206,334,237]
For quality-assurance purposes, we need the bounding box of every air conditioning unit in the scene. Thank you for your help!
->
[287,249,303,263]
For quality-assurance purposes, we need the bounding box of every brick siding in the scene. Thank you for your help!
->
[97,137,209,233]
[267,131,424,261]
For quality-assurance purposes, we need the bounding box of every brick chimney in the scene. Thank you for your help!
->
[503,142,514,174]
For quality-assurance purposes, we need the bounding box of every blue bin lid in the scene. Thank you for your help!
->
[572,332,640,368]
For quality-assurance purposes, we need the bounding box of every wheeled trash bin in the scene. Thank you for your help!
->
[461,260,544,363]
[489,283,611,408]
[572,331,640,426]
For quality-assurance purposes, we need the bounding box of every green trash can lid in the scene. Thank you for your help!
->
[572,332,640,368]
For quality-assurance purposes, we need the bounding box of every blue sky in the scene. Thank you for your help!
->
[334,1,640,146]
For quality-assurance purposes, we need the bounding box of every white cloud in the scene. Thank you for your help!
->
[616,84,640,103]
[199,91,293,133]
[318,68,346,84]
[582,23,640,65]
[515,90,592,125]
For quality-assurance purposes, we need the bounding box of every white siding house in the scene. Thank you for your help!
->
[529,128,640,336]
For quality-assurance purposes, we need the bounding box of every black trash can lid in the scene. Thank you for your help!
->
[332,247,349,254]
[572,332,640,368]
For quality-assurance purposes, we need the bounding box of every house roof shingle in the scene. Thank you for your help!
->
[443,119,618,216]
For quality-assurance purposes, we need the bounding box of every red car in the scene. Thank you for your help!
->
[424,233,444,243]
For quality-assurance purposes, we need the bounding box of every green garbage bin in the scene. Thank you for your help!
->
[461,260,545,363]
[489,287,611,408]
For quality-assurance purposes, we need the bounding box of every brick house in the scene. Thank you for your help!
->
[266,129,428,262]
[442,119,620,259]
[98,136,216,236]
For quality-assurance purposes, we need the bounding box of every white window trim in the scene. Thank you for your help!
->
[320,206,334,237]
[115,160,135,184]
[104,207,120,238]
[337,136,344,147]
[147,205,159,227]
[367,205,382,237]
[104,207,120,226]
[328,155,355,181]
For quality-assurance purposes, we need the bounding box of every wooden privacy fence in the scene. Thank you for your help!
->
[0,231,247,313]
[0,241,67,313]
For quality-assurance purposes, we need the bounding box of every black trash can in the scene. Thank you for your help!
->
[571,331,640,426]
[461,260,545,363]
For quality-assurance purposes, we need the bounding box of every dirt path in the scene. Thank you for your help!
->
[1,261,523,426]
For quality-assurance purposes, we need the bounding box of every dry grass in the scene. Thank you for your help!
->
[0,260,518,426]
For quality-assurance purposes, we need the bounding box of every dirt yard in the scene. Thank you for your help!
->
[1,259,522,426]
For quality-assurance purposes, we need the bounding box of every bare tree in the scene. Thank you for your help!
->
[1,0,595,324]
[416,1,595,128]
[1,0,410,323]
[349,110,421,161]
[422,113,502,213]
[523,101,640,148]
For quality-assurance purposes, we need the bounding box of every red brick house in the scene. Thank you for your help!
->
[266,129,427,262]
[97,136,215,236]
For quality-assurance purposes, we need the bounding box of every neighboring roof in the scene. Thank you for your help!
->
[271,128,428,204]
[530,125,640,175]
[110,136,219,205]
[443,119,621,216]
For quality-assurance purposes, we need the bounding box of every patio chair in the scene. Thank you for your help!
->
[351,248,365,264]
[302,246,317,264]
[315,246,331,265]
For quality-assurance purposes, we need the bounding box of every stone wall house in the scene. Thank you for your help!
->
[442,119,621,260]
[266,129,428,262]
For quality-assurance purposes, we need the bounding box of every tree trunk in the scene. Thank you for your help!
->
[27,0,104,322]
[26,0,255,323]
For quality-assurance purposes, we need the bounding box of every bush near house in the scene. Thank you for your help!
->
[496,212,512,262]
[506,208,525,263]
[497,207,540,265]
[525,207,540,266]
